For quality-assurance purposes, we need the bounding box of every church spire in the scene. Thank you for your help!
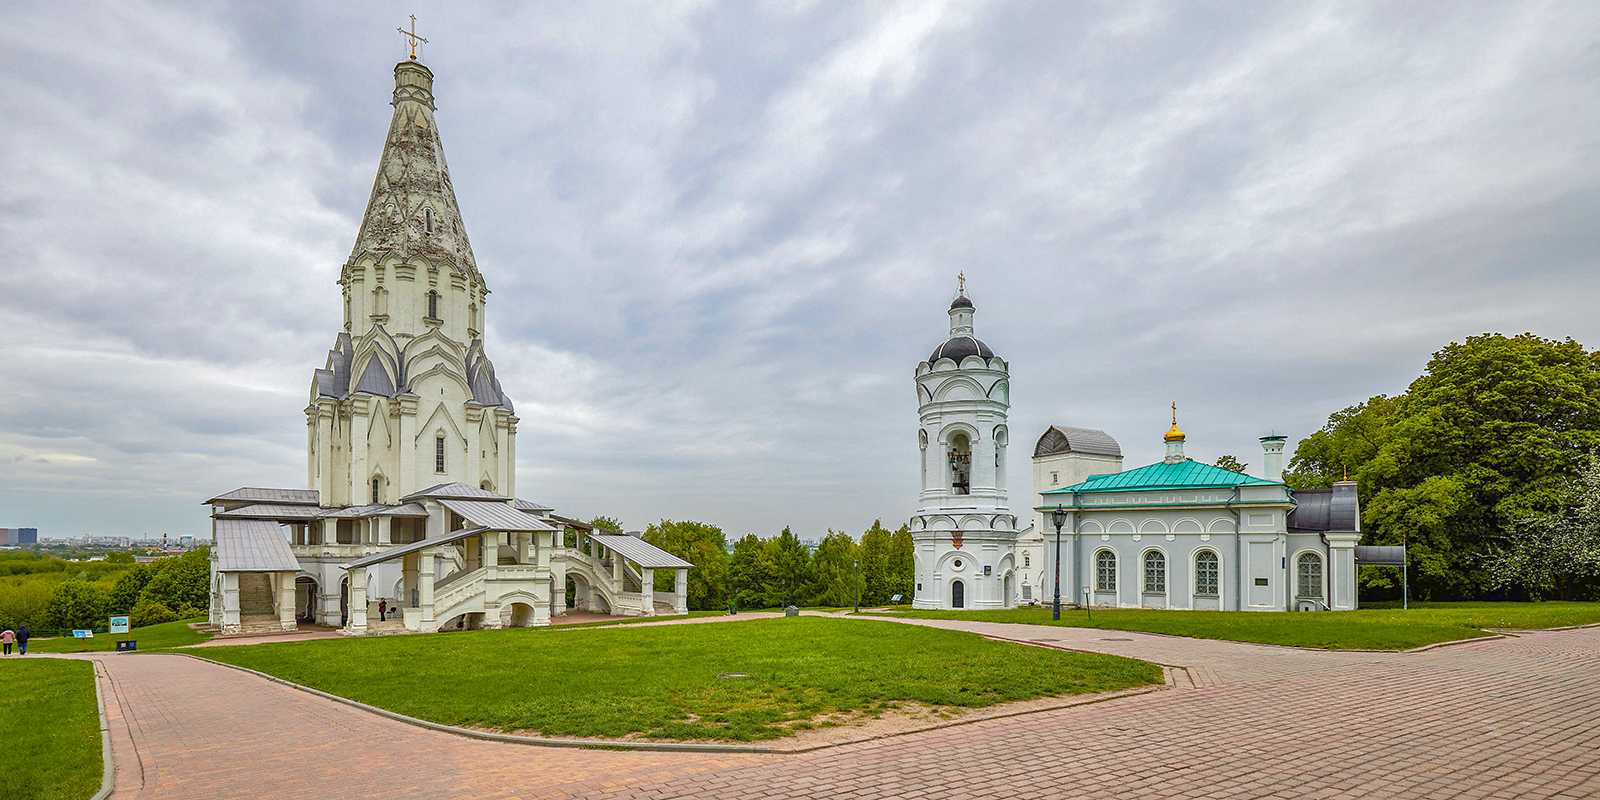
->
[347,57,481,280]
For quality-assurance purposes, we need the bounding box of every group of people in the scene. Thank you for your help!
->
[0,625,29,655]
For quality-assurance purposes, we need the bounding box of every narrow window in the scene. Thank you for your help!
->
[427,290,439,320]
[1050,471,1059,485]
[1095,550,1117,592]
[1143,551,1166,594]
[371,477,381,504]
[948,433,971,495]
[1195,550,1219,597]
[1297,552,1324,599]
[424,207,433,232]
[435,435,446,473]
[468,304,478,332]
[1023,552,1030,568]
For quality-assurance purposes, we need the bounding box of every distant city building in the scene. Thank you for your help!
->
[0,528,12,545]
[17,527,37,544]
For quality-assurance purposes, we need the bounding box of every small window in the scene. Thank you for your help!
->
[424,207,433,232]
[1095,551,1117,592]
[371,477,381,504]
[427,290,440,320]
[435,435,446,473]
[1297,552,1324,599]
[1023,552,1031,568]
[1143,551,1166,594]
[1195,550,1219,597]
[1050,471,1059,484]
[953,559,963,570]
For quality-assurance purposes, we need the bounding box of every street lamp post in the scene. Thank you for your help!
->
[853,558,861,614]
[1051,505,1068,621]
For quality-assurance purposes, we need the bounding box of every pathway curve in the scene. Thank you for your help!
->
[86,616,1600,799]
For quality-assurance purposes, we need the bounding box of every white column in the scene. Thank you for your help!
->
[350,397,370,507]
[346,570,368,633]
[221,572,241,634]
[505,418,518,498]
[465,406,484,486]
[397,396,418,497]
[316,404,335,503]
[419,548,436,625]
[640,567,654,615]
[673,569,688,614]
[378,516,392,546]
[276,572,296,631]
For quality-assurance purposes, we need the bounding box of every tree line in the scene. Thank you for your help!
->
[0,548,211,634]
[1281,333,1600,601]
[615,519,915,610]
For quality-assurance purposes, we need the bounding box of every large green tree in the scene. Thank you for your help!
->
[641,519,730,610]
[888,524,915,602]
[858,521,895,605]
[1287,334,1600,598]
[46,580,106,632]
[1489,452,1600,600]
[809,531,861,607]
[726,533,771,608]
[762,527,814,607]
[139,548,210,614]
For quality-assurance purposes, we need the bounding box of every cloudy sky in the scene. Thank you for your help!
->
[3,2,1597,540]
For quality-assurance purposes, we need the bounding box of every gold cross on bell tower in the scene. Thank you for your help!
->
[397,15,429,61]
[957,271,967,296]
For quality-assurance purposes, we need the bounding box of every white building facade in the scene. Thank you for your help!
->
[204,57,690,637]
[909,284,1024,610]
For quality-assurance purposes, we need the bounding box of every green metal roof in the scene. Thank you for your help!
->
[1042,459,1280,495]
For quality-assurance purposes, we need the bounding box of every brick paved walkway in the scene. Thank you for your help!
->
[90,618,1600,799]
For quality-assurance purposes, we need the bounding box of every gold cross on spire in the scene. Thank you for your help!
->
[957,271,967,296]
[397,15,429,61]
[1171,400,1178,426]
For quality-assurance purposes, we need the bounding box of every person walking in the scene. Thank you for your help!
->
[1,627,13,656]
[16,624,28,655]
[378,599,387,622]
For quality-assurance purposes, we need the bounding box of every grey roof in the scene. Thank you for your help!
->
[1033,426,1123,459]
[548,514,592,531]
[403,482,506,502]
[949,294,974,310]
[316,502,430,520]
[512,498,554,512]
[591,534,693,569]
[215,503,325,521]
[343,526,488,570]
[466,341,514,412]
[354,357,396,397]
[204,487,320,506]
[214,519,300,572]
[1354,545,1406,566]
[439,499,558,532]
[1289,482,1360,532]
[928,335,996,364]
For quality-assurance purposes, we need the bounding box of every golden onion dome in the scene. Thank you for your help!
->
[1163,401,1186,442]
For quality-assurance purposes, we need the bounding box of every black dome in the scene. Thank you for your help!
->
[928,335,995,363]
[949,295,974,310]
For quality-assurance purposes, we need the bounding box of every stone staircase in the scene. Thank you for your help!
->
[237,614,287,635]
[238,573,275,616]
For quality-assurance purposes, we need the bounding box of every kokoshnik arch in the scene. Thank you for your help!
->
[203,56,692,637]
[909,285,1365,612]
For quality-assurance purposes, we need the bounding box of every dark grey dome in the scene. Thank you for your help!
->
[929,335,995,363]
[949,295,974,310]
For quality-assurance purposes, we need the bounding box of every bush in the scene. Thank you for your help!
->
[130,599,179,628]
[139,548,209,612]
[108,564,153,615]
[46,580,107,632]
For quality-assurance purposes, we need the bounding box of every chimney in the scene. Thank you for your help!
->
[1260,435,1287,481]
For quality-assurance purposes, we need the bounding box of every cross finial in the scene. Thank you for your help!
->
[397,15,429,61]
[1171,400,1177,425]
[957,271,966,296]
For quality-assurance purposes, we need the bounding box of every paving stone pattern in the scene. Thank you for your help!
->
[91,616,1600,799]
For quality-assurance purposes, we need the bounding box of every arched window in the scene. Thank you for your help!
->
[1194,550,1219,597]
[434,434,446,473]
[1296,552,1324,600]
[1023,552,1030,568]
[371,476,382,504]
[424,207,433,232]
[918,430,929,489]
[948,432,972,495]
[994,426,1008,489]
[950,579,965,609]
[427,290,440,320]
[1095,550,1117,592]
[1143,551,1167,594]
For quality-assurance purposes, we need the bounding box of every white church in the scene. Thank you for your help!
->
[204,55,691,636]
[909,286,1365,613]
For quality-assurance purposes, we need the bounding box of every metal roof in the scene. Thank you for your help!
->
[548,514,592,531]
[214,519,301,572]
[1045,459,1280,495]
[316,502,430,519]
[1289,483,1360,532]
[439,499,558,532]
[1033,426,1123,459]
[204,487,320,506]
[402,482,506,502]
[343,526,488,570]
[512,498,553,512]
[1355,545,1406,566]
[591,534,693,569]
[215,503,325,521]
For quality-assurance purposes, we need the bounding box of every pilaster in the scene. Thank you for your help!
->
[396,394,419,497]
[349,395,371,506]
[346,571,368,634]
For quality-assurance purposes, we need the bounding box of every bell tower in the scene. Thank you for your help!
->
[908,278,1018,610]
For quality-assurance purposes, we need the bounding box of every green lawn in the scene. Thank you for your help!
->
[867,601,1600,651]
[200,616,1160,741]
[30,618,212,653]
[0,659,103,800]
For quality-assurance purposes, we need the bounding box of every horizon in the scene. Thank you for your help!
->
[4,4,1597,540]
